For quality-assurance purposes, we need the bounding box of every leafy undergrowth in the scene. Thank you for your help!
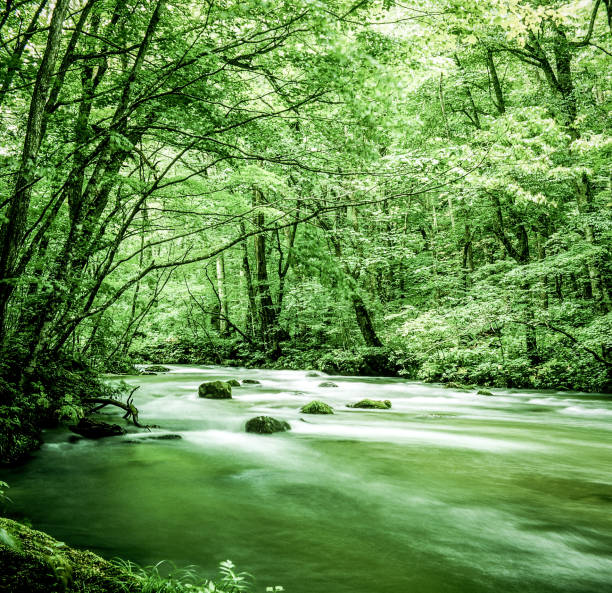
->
[128,332,610,392]
[0,343,131,465]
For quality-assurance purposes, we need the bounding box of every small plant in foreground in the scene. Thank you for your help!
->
[112,558,252,593]
[0,481,11,504]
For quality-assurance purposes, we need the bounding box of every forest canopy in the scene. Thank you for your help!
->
[1,0,611,461]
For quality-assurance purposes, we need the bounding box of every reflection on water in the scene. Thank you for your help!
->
[2,365,611,593]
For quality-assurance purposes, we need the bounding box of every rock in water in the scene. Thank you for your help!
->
[226,379,241,387]
[144,365,170,373]
[198,381,232,399]
[241,378,260,385]
[477,389,494,396]
[300,400,334,414]
[318,381,338,388]
[69,418,126,439]
[245,416,290,434]
[444,382,471,390]
[347,399,392,409]
[305,371,320,377]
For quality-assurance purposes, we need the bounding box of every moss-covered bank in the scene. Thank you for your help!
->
[0,517,139,593]
[0,517,250,593]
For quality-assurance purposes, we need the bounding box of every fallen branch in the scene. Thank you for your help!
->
[83,386,156,429]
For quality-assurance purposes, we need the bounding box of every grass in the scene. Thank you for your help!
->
[113,558,252,593]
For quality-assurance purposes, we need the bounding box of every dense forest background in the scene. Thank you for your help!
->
[1,0,611,462]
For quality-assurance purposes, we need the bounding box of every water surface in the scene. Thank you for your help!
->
[2,366,611,593]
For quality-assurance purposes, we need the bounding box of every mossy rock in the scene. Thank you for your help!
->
[347,399,392,409]
[245,416,290,434]
[0,517,140,593]
[143,365,170,373]
[69,418,126,439]
[241,378,260,385]
[318,381,338,388]
[477,389,494,396]
[198,381,232,399]
[226,379,241,387]
[444,381,471,391]
[300,400,334,414]
[305,371,320,377]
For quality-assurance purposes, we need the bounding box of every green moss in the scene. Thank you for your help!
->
[0,518,251,593]
[198,381,232,399]
[226,379,241,387]
[444,382,471,391]
[143,365,170,373]
[300,400,334,414]
[477,389,494,396]
[245,416,290,434]
[347,399,392,409]
[0,517,140,592]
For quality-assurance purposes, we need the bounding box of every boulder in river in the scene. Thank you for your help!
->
[226,379,241,387]
[305,371,320,377]
[347,399,392,409]
[198,380,232,399]
[300,400,334,414]
[477,389,494,396]
[144,365,170,373]
[69,418,126,439]
[241,378,261,385]
[245,416,291,434]
[318,381,338,388]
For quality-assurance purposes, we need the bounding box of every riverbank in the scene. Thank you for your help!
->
[0,516,140,592]
[0,516,248,593]
[126,335,611,392]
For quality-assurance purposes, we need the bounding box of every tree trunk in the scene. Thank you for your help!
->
[216,254,229,336]
[486,48,506,114]
[253,190,279,352]
[0,0,71,338]
[351,293,383,348]
[575,173,612,312]
[240,221,257,340]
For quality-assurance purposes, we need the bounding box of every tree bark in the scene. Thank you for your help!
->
[575,173,612,312]
[216,254,229,336]
[253,189,279,352]
[351,293,383,348]
[486,49,506,115]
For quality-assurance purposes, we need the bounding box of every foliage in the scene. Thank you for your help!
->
[1,0,611,462]
[113,558,252,593]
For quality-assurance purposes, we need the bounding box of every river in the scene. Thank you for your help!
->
[2,366,612,592]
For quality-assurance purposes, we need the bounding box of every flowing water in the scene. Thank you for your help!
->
[2,366,612,593]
